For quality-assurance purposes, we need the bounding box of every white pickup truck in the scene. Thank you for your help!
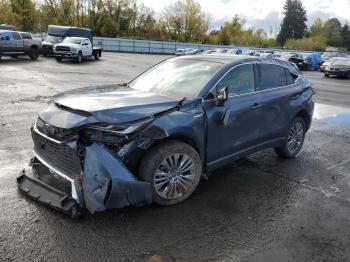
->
[54,37,102,63]
[0,30,41,61]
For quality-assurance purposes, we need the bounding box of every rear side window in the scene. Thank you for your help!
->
[218,64,255,96]
[12,32,21,40]
[21,33,32,39]
[285,68,298,85]
[257,64,287,90]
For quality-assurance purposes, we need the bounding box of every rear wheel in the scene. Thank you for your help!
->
[43,53,47,57]
[56,57,62,62]
[325,73,330,78]
[274,117,305,158]
[139,140,202,206]
[94,52,99,60]
[29,47,38,60]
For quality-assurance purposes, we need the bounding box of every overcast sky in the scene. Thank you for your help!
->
[141,0,350,35]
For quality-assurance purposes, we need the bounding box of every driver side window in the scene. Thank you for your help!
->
[219,64,255,96]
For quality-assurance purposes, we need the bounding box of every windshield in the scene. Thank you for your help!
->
[334,59,350,66]
[44,35,63,43]
[129,58,223,98]
[62,38,82,45]
[322,52,338,58]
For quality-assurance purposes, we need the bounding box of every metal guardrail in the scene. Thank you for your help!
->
[92,37,329,55]
[33,34,337,55]
[92,37,227,54]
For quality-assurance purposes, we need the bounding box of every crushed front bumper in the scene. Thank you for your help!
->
[17,162,80,217]
[17,128,152,216]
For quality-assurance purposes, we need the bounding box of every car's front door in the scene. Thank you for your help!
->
[204,63,264,169]
[82,40,92,56]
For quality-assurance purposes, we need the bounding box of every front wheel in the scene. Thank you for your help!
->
[75,52,83,63]
[139,140,202,206]
[94,52,99,60]
[275,117,306,158]
[56,56,62,62]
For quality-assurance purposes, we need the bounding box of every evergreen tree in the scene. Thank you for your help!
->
[277,0,307,46]
[341,24,350,50]
[324,18,343,47]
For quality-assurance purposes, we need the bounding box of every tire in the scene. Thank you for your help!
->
[75,52,82,63]
[325,73,329,78]
[94,52,99,60]
[274,117,306,159]
[43,53,47,57]
[56,57,62,62]
[0,51,2,61]
[139,140,202,206]
[347,72,350,79]
[29,47,38,60]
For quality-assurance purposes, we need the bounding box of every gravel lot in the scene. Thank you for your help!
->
[0,53,350,262]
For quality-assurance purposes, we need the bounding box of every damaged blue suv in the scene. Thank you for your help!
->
[17,55,314,216]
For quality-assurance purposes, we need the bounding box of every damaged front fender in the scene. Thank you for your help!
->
[83,143,152,213]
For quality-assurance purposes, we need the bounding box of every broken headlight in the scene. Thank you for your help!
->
[86,118,153,135]
[82,118,153,145]
[82,119,153,157]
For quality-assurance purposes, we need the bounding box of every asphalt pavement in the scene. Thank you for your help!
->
[0,53,350,262]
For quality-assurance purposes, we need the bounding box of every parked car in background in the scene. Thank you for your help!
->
[319,52,348,66]
[17,55,314,216]
[320,57,343,72]
[202,48,232,55]
[174,48,201,56]
[0,30,41,61]
[54,36,102,63]
[278,52,320,71]
[253,52,276,59]
[323,57,350,78]
[42,25,93,56]
[0,24,16,31]
[203,48,243,55]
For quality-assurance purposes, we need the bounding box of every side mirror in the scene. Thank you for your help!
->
[83,43,88,46]
[216,86,228,106]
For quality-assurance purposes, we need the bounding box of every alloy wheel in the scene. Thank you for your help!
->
[287,120,304,154]
[154,153,195,200]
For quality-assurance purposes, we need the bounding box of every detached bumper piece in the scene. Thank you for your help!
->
[17,169,80,217]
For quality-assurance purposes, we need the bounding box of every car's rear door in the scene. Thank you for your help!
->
[11,32,23,52]
[255,63,302,143]
[205,63,264,168]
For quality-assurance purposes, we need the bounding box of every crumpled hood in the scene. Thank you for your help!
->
[40,85,181,129]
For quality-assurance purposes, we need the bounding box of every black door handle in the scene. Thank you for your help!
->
[250,103,262,110]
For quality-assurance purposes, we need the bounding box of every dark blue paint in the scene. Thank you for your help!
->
[24,56,314,213]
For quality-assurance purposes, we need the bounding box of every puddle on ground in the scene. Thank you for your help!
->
[313,103,350,125]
